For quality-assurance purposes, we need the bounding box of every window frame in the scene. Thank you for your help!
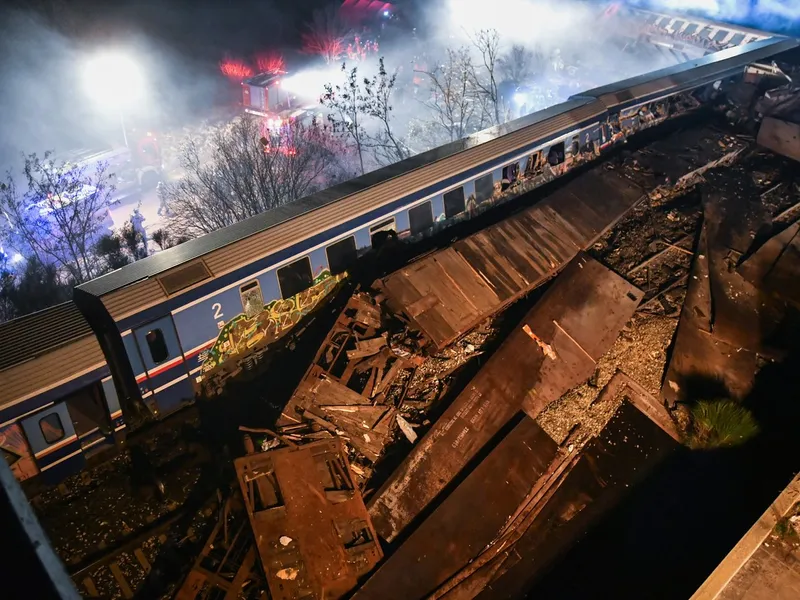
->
[474,174,494,203]
[408,201,434,236]
[443,186,466,218]
[277,256,314,300]
[325,235,358,275]
[547,142,565,166]
[145,328,169,365]
[39,412,66,445]
[239,279,264,318]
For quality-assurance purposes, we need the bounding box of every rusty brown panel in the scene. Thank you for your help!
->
[234,439,382,600]
[474,401,678,600]
[353,418,558,600]
[368,253,642,542]
[382,170,642,349]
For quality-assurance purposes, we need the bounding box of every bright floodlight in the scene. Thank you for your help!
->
[82,51,144,108]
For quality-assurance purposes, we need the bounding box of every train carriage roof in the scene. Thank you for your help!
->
[77,96,595,298]
[572,36,796,108]
[0,302,92,372]
[77,32,798,302]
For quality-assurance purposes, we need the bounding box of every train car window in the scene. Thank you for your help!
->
[39,413,65,444]
[369,218,396,236]
[146,329,169,364]
[240,280,264,319]
[326,236,357,275]
[729,33,745,46]
[683,23,698,36]
[408,201,434,235]
[570,136,580,156]
[443,187,465,218]
[672,20,685,31]
[277,257,313,299]
[714,29,729,42]
[547,142,565,166]
[474,174,494,202]
[502,163,519,183]
[699,27,714,39]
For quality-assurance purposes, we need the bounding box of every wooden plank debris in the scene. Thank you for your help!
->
[234,439,382,600]
[379,169,643,349]
[368,253,642,543]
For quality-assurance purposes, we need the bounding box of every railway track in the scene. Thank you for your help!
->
[69,506,191,598]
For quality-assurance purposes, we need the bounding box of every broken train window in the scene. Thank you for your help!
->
[240,280,264,319]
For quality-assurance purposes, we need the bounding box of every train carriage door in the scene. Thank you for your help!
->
[133,315,192,416]
[21,404,85,482]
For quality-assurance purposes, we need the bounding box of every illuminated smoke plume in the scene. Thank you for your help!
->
[219,59,254,81]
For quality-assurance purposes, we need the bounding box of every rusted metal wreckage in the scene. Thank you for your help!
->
[176,492,266,600]
[353,371,680,600]
[368,253,644,543]
[233,439,382,600]
[378,168,645,350]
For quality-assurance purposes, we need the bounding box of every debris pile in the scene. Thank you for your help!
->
[268,292,496,487]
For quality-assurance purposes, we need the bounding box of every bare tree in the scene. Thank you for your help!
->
[322,64,370,175]
[361,58,411,166]
[162,116,345,238]
[416,47,477,144]
[470,29,502,126]
[0,152,116,283]
[498,44,548,85]
[301,6,352,65]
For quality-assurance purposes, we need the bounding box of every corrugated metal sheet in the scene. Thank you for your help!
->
[0,302,92,372]
[0,335,106,410]
[104,103,604,321]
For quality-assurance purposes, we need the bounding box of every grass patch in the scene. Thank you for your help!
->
[687,399,759,449]
[774,517,799,541]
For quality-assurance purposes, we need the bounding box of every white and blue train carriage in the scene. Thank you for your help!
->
[71,34,798,419]
[0,302,125,485]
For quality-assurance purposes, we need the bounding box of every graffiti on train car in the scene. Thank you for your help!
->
[0,422,39,481]
[197,268,346,377]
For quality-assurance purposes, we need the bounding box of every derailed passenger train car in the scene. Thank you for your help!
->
[2,19,797,485]
[0,303,124,485]
[72,35,797,418]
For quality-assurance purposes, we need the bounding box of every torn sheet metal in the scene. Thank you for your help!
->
[368,253,642,543]
[379,170,643,349]
[353,417,558,600]
[472,400,678,600]
[234,439,382,600]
